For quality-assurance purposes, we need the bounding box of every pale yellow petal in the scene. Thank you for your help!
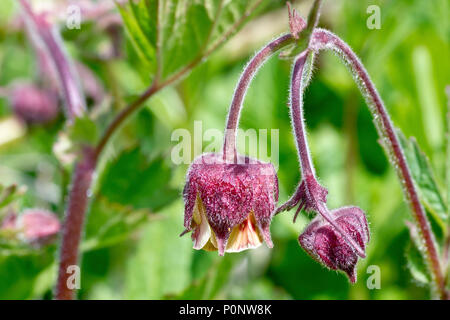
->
[226,212,262,253]
[192,195,213,250]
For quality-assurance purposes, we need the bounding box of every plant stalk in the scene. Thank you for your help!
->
[311,28,446,299]
[54,0,269,300]
[222,34,294,161]
[55,148,96,300]
[290,52,366,258]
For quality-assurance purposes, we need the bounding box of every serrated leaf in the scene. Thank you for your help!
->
[68,116,99,145]
[118,0,268,81]
[82,197,151,251]
[98,147,178,211]
[398,131,448,224]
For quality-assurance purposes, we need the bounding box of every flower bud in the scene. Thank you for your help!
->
[299,206,369,283]
[182,153,279,256]
[10,84,59,124]
[17,209,60,245]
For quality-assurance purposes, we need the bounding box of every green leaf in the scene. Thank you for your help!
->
[82,197,151,251]
[117,1,157,74]
[406,242,431,285]
[0,246,56,299]
[124,201,193,299]
[0,184,26,210]
[405,221,431,285]
[67,116,99,145]
[398,131,448,224]
[118,0,267,81]
[98,147,178,211]
[175,254,238,299]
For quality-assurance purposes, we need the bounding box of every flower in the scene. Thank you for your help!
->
[299,206,370,283]
[11,84,59,124]
[16,209,60,245]
[182,153,279,256]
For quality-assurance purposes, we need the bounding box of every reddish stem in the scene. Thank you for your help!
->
[223,34,294,161]
[290,52,365,258]
[290,51,315,176]
[311,28,446,299]
[55,148,96,300]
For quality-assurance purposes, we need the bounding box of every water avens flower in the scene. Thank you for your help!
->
[1,209,60,245]
[17,209,60,244]
[299,206,370,283]
[182,153,278,256]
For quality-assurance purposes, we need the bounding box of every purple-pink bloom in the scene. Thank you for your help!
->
[17,209,61,244]
[11,84,59,124]
[299,206,370,283]
[182,153,279,256]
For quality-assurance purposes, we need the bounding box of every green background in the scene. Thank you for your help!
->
[0,0,449,299]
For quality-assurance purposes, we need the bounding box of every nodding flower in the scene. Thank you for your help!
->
[181,153,278,256]
[299,206,370,283]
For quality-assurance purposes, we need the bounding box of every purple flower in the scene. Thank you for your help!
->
[299,206,370,283]
[10,209,60,245]
[182,153,279,256]
[11,84,59,124]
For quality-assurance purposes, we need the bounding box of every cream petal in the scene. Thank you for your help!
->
[192,196,212,250]
[226,212,262,253]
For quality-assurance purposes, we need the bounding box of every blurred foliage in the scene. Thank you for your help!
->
[0,0,449,300]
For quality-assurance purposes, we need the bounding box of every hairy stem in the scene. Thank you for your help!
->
[290,51,315,176]
[311,28,446,299]
[222,0,325,161]
[55,148,96,300]
[222,34,294,161]
[53,0,268,300]
[290,53,365,258]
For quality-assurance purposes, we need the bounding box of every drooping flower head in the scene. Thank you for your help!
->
[182,153,278,256]
[299,206,370,283]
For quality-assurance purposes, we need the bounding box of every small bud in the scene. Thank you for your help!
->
[275,174,328,221]
[287,2,306,39]
[299,206,369,283]
[10,84,59,124]
[182,153,279,256]
[17,209,61,245]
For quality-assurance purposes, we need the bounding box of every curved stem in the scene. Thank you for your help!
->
[311,28,446,299]
[291,53,365,258]
[95,82,159,157]
[54,0,269,300]
[223,34,294,161]
[290,51,315,176]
